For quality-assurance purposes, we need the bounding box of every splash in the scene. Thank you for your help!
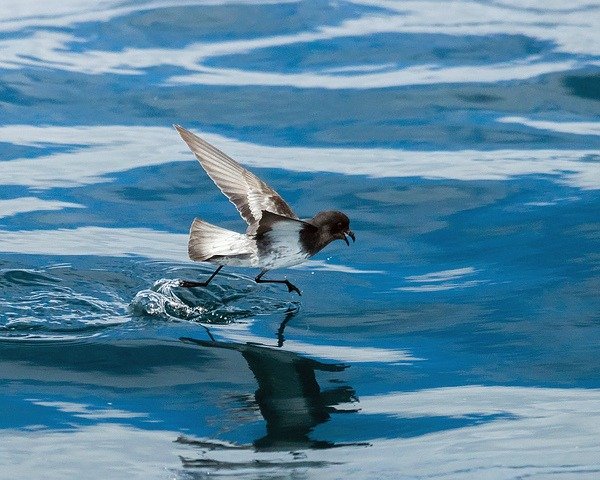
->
[130,277,298,324]
[130,279,208,321]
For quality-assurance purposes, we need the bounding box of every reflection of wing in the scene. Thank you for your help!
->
[175,125,298,231]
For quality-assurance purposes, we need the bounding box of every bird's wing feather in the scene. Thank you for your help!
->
[175,125,298,229]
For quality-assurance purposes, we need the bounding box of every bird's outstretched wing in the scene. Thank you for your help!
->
[175,125,298,232]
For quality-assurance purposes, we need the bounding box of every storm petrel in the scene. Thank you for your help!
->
[174,125,355,295]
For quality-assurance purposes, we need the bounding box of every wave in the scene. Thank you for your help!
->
[0,267,129,340]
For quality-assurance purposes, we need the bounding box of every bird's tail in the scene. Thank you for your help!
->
[188,218,251,262]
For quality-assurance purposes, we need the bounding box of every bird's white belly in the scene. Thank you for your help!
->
[257,243,310,270]
[253,217,311,270]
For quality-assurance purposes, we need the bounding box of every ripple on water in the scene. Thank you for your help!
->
[0,268,61,287]
[0,268,129,340]
[1,266,299,340]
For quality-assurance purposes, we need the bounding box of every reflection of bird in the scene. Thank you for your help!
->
[175,125,355,295]
[181,332,358,451]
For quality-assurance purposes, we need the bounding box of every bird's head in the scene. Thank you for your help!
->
[310,211,355,246]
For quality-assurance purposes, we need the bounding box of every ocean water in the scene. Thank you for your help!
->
[1,1,599,478]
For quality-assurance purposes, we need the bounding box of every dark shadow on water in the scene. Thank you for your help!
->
[181,312,364,453]
[563,73,600,101]
[178,314,368,472]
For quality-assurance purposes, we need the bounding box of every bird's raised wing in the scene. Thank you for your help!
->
[175,125,298,231]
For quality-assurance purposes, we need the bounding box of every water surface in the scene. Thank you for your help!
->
[1,1,599,479]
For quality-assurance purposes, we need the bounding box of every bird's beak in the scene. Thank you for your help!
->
[343,230,355,246]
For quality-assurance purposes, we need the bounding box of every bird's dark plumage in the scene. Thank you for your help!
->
[175,125,355,294]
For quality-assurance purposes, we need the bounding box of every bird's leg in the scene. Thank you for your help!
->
[255,270,301,296]
[179,265,223,288]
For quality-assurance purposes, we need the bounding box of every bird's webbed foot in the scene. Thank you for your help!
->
[284,280,302,296]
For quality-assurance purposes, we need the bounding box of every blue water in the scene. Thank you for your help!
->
[1,1,599,478]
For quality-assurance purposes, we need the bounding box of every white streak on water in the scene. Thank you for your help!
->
[0,423,186,480]
[200,319,418,364]
[358,385,600,419]
[348,0,600,56]
[0,125,598,189]
[0,226,188,260]
[397,280,485,292]
[0,30,586,85]
[404,267,476,283]
[319,386,600,479]
[397,266,485,292]
[0,197,84,219]
[498,117,600,136]
[208,325,419,364]
[291,259,384,274]
[29,400,148,420]
[0,125,182,188]
[166,58,582,88]
[0,0,297,32]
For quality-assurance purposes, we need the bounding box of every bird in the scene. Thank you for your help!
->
[174,125,355,295]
